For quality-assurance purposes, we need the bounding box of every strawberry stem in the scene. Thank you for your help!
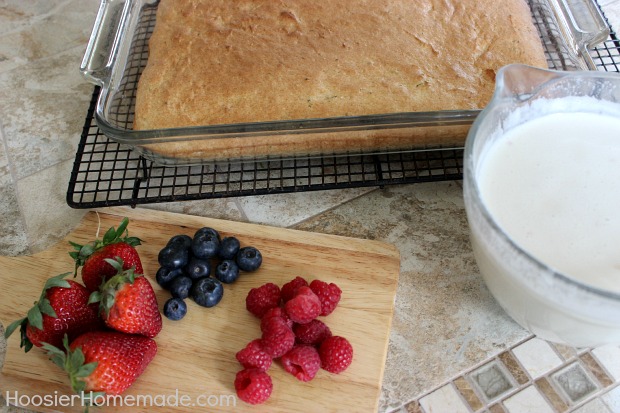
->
[68,217,142,274]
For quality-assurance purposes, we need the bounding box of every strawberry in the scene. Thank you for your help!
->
[89,258,162,338]
[43,332,157,399]
[4,273,103,353]
[69,217,143,292]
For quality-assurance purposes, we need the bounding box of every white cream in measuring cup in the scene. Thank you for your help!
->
[477,96,620,294]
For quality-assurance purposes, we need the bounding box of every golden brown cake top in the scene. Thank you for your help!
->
[134,0,547,130]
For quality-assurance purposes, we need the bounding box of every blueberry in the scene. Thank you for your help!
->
[158,244,189,269]
[184,257,211,280]
[163,297,187,321]
[191,229,220,259]
[155,267,183,289]
[191,277,224,308]
[218,236,241,260]
[169,275,193,299]
[195,227,221,241]
[236,246,263,272]
[167,234,192,250]
[215,259,240,284]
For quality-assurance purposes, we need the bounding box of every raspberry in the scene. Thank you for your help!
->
[281,345,321,382]
[236,339,273,371]
[234,368,273,405]
[281,276,308,303]
[309,279,342,316]
[293,319,332,346]
[261,316,295,358]
[319,336,353,374]
[260,306,293,331]
[246,283,281,318]
[284,286,322,324]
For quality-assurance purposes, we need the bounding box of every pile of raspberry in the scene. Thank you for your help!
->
[234,276,353,405]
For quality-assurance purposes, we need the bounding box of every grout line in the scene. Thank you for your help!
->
[0,117,18,189]
[286,186,380,229]
[232,198,250,223]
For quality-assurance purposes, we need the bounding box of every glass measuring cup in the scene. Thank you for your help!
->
[463,64,620,348]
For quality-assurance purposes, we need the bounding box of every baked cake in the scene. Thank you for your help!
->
[134,0,547,161]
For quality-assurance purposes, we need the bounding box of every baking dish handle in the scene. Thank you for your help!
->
[548,0,610,70]
[80,0,132,86]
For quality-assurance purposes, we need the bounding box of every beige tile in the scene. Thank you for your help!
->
[551,342,578,362]
[512,338,563,379]
[580,352,614,388]
[0,130,12,187]
[499,351,530,385]
[404,400,423,413]
[0,0,98,73]
[0,183,29,256]
[601,385,620,412]
[0,45,93,180]
[592,345,620,381]
[454,376,484,411]
[139,198,245,223]
[535,377,568,412]
[419,384,470,413]
[503,386,555,413]
[0,1,64,35]
[489,404,507,413]
[238,187,375,227]
[15,159,87,253]
[573,398,612,413]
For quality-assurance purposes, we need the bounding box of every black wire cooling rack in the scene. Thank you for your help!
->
[68,88,464,208]
[66,1,620,209]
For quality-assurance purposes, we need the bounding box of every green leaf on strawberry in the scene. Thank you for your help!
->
[4,272,72,353]
[41,335,105,410]
[69,217,142,274]
[38,299,57,318]
[88,258,138,317]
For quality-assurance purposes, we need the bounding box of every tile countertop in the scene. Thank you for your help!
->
[0,1,619,413]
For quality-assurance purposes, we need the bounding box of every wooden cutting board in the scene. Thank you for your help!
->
[0,207,400,413]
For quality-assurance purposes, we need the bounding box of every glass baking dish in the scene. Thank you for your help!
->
[80,0,610,166]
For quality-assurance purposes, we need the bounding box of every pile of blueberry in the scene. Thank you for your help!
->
[157,227,263,321]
